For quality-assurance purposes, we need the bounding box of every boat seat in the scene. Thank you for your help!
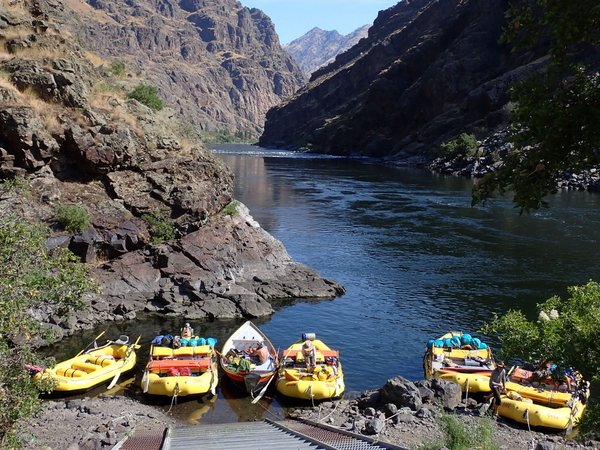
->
[173,345,211,357]
[152,345,212,358]
[86,356,116,367]
[148,358,211,373]
[71,361,102,373]
[284,349,339,361]
[56,368,86,377]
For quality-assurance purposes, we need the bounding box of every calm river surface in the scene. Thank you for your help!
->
[49,143,600,423]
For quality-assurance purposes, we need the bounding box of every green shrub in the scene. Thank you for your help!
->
[126,83,163,111]
[142,210,175,242]
[55,204,91,233]
[221,200,239,216]
[415,413,499,450]
[109,61,125,77]
[0,215,94,448]
[439,133,479,158]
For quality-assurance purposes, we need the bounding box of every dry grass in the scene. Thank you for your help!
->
[40,109,63,134]
[85,51,109,68]
[0,25,31,42]
[2,0,31,15]
[0,47,13,62]
[110,105,142,137]
[178,139,195,155]
[8,45,68,60]
[0,72,17,90]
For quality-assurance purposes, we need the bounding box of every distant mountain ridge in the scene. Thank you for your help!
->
[260,0,549,159]
[284,25,370,74]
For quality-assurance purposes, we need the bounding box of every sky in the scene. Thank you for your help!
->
[243,0,399,45]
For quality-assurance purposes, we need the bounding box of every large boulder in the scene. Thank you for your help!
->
[431,378,463,410]
[380,376,423,411]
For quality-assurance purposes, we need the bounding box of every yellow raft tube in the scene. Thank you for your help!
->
[423,332,495,393]
[498,390,587,430]
[276,339,344,401]
[434,370,493,393]
[34,336,139,392]
[504,366,589,407]
[141,345,218,397]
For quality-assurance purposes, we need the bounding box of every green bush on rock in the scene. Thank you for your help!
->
[55,204,90,233]
[142,210,176,242]
[438,133,479,158]
[126,83,163,111]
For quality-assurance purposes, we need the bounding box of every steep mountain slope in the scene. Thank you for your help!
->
[284,25,370,74]
[259,0,546,159]
[69,0,307,137]
[0,0,343,336]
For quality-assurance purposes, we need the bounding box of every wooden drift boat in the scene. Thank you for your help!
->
[423,332,495,393]
[33,335,139,392]
[276,334,344,401]
[142,341,218,397]
[220,321,278,397]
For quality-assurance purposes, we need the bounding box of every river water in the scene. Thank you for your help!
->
[47,143,600,423]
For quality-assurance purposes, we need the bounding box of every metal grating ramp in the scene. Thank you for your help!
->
[163,421,323,450]
[117,419,410,450]
[269,419,409,450]
[113,429,166,450]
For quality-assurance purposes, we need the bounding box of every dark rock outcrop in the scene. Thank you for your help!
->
[284,25,370,74]
[0,0,344,337]
[259,0,546,159]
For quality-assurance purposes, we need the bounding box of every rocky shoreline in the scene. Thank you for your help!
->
[425,129,600,193]
[21,376,600,450]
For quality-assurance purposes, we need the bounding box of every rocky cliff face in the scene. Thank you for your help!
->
[284,25,370,74]
[259,0,546,159]
[71,0,307,138]
[0,0,343,338]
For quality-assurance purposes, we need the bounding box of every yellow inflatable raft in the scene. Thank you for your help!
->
[498,390,587,430]
[492,364,591,430]
[34,335,139,392]
[276,338,344,400]
[504,366,589,407]
[141,345,218,397]
[423,332,495,393]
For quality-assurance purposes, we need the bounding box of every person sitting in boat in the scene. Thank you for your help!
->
[302,339,317,371]
[246,341,269,363]
[181,323,194,339]
[486,361,507,418]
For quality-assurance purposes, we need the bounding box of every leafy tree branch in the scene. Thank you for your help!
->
[472,0,600,213]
